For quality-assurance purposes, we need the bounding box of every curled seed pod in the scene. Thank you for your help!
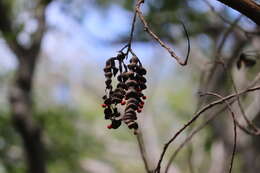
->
[125,108,136,114]
[126,71,135,79]
[112,97,121,104]
[117,74,123,82]
[130,56,139,64]
[108,119,122,129]
[125,88,138,99]
[126,79,138,87]
[105,79,112,86]
[117,52,125,61]
[104,108,113,119]
[138,76,147,83]
[105,72,113,78]
[121,72,129,81]
[139,83,147,90]
[103,67,111,73]
[128,121,138,129]
[117,82,127,90]
[136,67,147,75]
[127,98,139,105]
[104,98,112,105]
[102,95,107,100]
[125,103,138,110]
[127,63,137,70]
[114,88,126,95]
[113,92,124,100]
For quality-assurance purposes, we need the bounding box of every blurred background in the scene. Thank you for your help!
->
[0,0,260,173]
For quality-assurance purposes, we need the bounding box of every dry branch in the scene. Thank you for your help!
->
[155,85,260,172]
[216,0,260,25]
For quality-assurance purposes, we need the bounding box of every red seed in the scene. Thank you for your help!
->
[140,101,144,105]
[139,105,143,108]
[142,96,147,100]
[107,124,112,129]
[137,109,142,113]
[121,100,126,105]
[102,104,107,108]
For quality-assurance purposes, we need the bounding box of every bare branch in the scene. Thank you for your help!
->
[154,85,260,172]
[203,92,237,173]
[216,0,260,25]
[135,0,190,66]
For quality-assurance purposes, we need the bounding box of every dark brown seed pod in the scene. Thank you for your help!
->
[114,88,126,95]
[127,98,139,105]
[123,114,137,121]
[112,97,122,104]
[125,103,138,110]
[128,122,138,129]
[126,79,138,87]
[103,67,111,73]
[104,98,112,105]
[117,82,127,90]
[139,83,147,90]
[110,119,122,129]
[104,107,112,115]
[121,72,129,81]
[105,79,112,86]
[126,71,135,79]
[127,63,137,70]
[112,92,124,99]
[105,72,113,78]
[130,56,139,64]
[125,89,138,99]
[102,95,107,100]
[117,52,125,61]
[137,67,147,75]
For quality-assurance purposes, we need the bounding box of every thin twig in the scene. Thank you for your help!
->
[135,0,190,66]
[218,61,260,133]
[202,0,259,35]
[154,85,260,172]
[136,132,151,173]
[165,102,232,173]
[216,16,242,56]
[204,92,237,173]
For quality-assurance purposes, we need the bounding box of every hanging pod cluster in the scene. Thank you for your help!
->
[102,52,147,134]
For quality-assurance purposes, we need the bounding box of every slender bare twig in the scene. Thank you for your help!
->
[165,102,232,173]
[136,132,152,173]
[202,0,259,35]
[217,61,260,133]
[135,0,190,66]
[216,16,242,56]
[154,85,260,173]
[165,69,260,173]
[203,92,237,173]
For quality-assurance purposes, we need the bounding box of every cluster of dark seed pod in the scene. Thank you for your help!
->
[102,52,147,134]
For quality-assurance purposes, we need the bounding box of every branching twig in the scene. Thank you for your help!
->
[165,102,233,173]
[154,85,260,172]
[135,0,190,66]
[166,69,260,171]
[217,61,260,134]
[203,92,237,173]
[202,0,259,35]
